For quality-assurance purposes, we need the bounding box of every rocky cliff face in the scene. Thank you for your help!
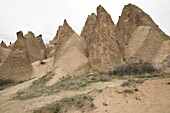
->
[0,31,33,81]
[81,5,124,71]
[117,4,170,72]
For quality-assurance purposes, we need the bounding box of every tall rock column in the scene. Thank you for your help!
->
[81,5,124,71]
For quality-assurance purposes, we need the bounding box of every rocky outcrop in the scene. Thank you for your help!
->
[25,31,46,62]
[8,43,14,49]
[0,41,7,48]
[47,20,89,85]
[117,4,170,72]
[0,45,11,66]
[0,31,33,81]
[37,35,47,59]
[81,5,124,71]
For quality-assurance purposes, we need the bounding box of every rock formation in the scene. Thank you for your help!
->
[81,5,124,71]
[0,31,33,81]
[47,20,89,85]
[0,41,7,48]
[117,4,170,72]
[25,31,46,62]
[37,34,47,59]
[0,45,11,66]
[8,42,14,49]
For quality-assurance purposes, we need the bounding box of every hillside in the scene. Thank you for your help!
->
[0,4,169,113]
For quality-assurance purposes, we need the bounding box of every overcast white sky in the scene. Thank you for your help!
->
[0,0,170,44]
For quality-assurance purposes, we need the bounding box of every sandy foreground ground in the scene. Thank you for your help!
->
[87,77,170,113]
[0,77,169,113]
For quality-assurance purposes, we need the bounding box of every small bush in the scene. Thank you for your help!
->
[166,82,170,85]
[34,95,95,113]
[121,79,146,87]
[0,79,14,86]
[123,89,134,94]
[0,79,26,90]
[15,69,112,100]
[107,62,159,76]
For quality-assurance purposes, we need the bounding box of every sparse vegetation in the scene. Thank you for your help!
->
[33,94,95,113]
[121,79,147,87]
[15,69,112,100]
[107,62,160,76]
[166,82,170,85]
[0,79,29,90]
[15,65,169,100]
[123,89,134,94]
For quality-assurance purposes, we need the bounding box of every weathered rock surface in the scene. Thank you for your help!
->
[0,45,11,65]
[0,41,7,48]
[25,31,41,62]
[0,31,33,81]
[81,5,124,71]
[8,43,14,49]
[47,20,89,85]
[117,4,170,71]
[37,34,48,59]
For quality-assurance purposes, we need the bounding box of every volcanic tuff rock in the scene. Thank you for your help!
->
[81,5,124,71]
[0,41,7,48]
[117,4,170,71]
[25,31,47,62]
[0,31,33,81]
[47,20,89,85]
[8,43,14,49]
[37,34,48,59]
[0,45,11,65]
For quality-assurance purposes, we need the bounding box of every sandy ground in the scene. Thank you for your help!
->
[86,77,170,113]
[0,80,123,113]
[0,77,169,113]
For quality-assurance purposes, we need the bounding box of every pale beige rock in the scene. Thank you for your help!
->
[0,31,33,81]
[8,43,14,49]
[117,4,170,72]
[24,31,43,63]
[37,35,48,59]
[47,20,89,85]
[0,45,11,66]
[48,49,55,58]
[46,43,55,57]
[0,41,7,48]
